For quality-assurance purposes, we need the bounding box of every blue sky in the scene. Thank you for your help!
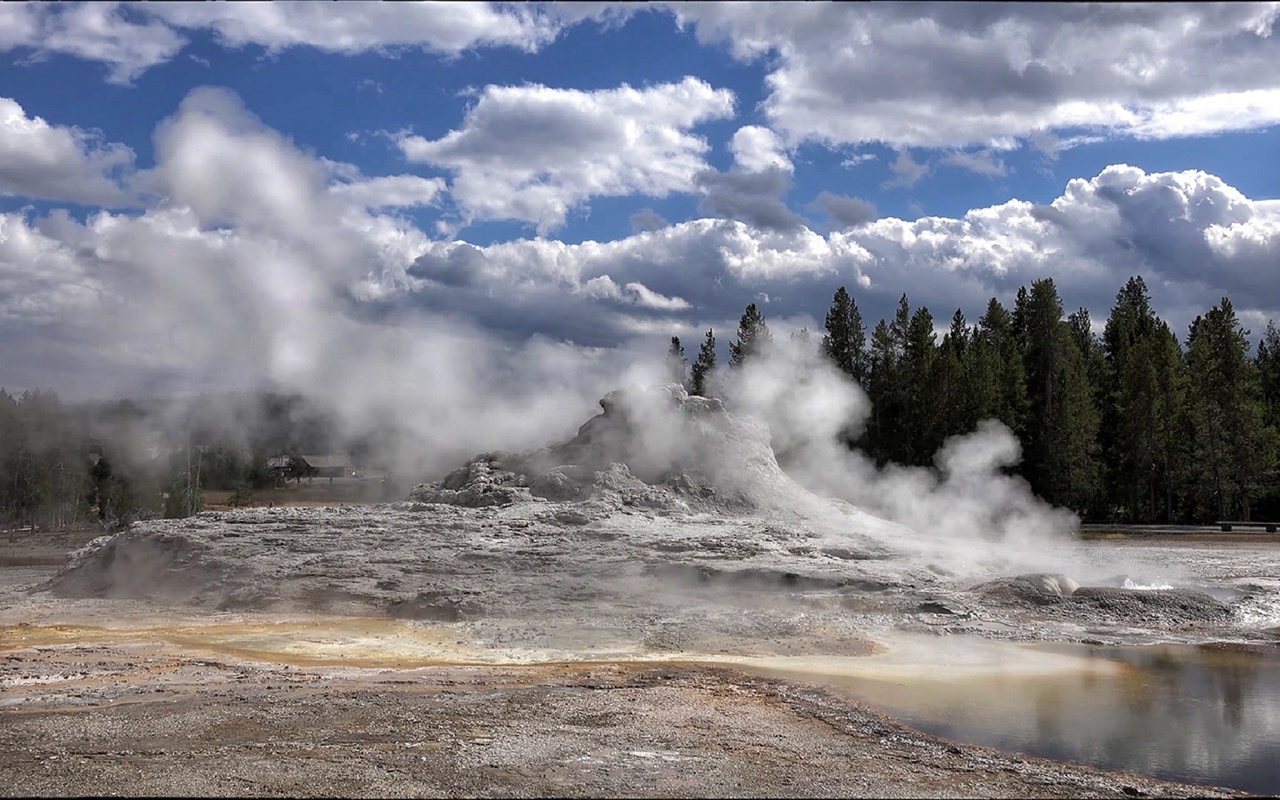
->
[2,2,1280,410]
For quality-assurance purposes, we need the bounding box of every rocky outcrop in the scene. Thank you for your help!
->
[973,574,1230,626]
[408,384,783,513]
[411,453,534,507]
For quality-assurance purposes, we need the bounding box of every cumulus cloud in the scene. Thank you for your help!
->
[0,3,186,85]
[0,3,597,84]
[329,173,446,210]
[386,164,1280,353]
[668,2,1280,149]
[623,281,692,311]
[0,212,103,324]
[729,125,792,172]
[0,96,135,205]
[397,77,736,234]
[575,274,689,311]
[147,1,565,56]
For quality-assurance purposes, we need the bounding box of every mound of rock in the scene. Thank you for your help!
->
[1067,586,1230,623]
[973,574,1230,626]
[49,528,232,603]
[412,452,535,507]
[972,573,1081,605]
[410,383,799,514]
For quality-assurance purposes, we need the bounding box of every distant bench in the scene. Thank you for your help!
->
[1218,521,1278,533]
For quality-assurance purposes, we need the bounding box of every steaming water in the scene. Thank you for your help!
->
[751,640,1280,796]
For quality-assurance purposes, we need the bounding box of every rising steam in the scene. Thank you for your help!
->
[44,86,1093,585]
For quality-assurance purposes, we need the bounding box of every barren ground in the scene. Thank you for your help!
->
[0,526,1259,798]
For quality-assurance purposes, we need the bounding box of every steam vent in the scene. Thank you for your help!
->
[44,383,1248,645]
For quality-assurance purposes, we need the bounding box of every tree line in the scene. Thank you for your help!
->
[666,276,1280,523]
[0,390,356,531]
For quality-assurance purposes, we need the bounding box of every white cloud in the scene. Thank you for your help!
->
[1,3,187,85]
[624,281,691,311]
[943,149,1007,177]
[840,153,877,169]
[667,2,1280,149]
[0,5,40,51]
[0,212,103,324]
[393,164,1280,352]
[730,125,792,172]
[330,174,446,210]
[575,274,690,311]
[4,84,1279,446]
[397,77,736,233]
[0,2,590,84]
[0,96,135,205]
[148,1,564,56]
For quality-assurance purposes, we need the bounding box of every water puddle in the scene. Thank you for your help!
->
[748,639,1280,796]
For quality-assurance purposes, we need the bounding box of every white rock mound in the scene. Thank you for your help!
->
[409,383,823,516]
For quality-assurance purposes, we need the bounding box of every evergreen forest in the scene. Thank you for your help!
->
[670,276,1280,524]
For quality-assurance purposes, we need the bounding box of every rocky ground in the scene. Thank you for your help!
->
[0,593,1246,799]
[3,386,1276,796]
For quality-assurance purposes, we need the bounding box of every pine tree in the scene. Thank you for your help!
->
[665,336,687,387]
[1258,320,1280,429]
[865,318,900,464]
[689,329,718,398]
[822,286,867,383]
[1254,320,1280,517]
[1126,321,1186,521]
[729,303,773,368]
[976,297,1027,437]
[865,295,913,465]
[1048,336,1103,513]
[1020,279,1101,512]
[903,305,940,465]
[1184,299,1276,521]
[938,309,977,440]
[1100,276,1168,520]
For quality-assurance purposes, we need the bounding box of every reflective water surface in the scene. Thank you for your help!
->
[754,642,1280,795]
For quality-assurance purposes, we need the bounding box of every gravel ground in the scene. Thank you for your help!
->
[0,627,1243,799]
[0,535,1258,799]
